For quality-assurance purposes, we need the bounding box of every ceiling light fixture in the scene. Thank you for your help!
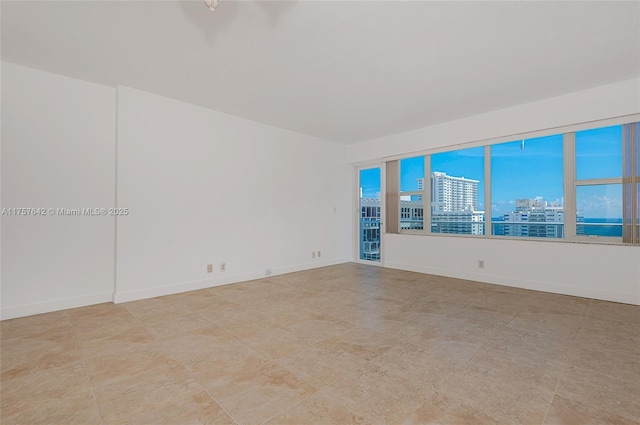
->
[204,0,220,11]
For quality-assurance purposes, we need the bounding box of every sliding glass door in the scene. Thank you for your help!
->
[359,167,381,262]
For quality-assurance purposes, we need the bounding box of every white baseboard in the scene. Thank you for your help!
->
[1,292,114,321]
[4,258,636,319]
[383,261,640,306]
[0,259,352,319]
[113,257,351,304]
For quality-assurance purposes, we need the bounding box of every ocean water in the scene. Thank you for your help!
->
[491,217,624,237]
[581,218,623,237]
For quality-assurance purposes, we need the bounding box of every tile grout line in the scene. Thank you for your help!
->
[188,373,244,425]
[118,300,244,424]
[540,376,562,425]
[258,387,322,425]
[66,309,107,425]
[541,304,588,425]
[570,364,640,386]
[125,298,264,425]
[561,364,640,423]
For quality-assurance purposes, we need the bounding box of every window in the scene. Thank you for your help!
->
[385,118,639,245]
[574,125,623,238]
[491,134,564,238]
[576,184,622,237]
[431,147,485,235]
[399,156,425,230]
[576,125,622,180]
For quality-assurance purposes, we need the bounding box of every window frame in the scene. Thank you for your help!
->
[355,162,385,265]
[398,155,428,235]
[430,149,486,237]
[565,130,624,243]
[490,134,565,240]
[384,114,640,245]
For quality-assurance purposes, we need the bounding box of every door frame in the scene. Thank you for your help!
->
[354,161,385,266]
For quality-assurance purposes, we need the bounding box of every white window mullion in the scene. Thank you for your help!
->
[424,155,431,235]
[563,132,577,240]
[575,178,621,186]
[385,160,399,234]
[622,122,639,244]
[484,145,492,236]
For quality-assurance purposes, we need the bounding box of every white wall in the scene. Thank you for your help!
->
[1,62,116,319]
[0,64,352,319]
[114,87,352,302]
[384,235,640,304]
[349,78,640,305]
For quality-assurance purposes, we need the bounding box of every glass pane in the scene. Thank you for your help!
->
[576,125,622,180]
[399,201,424,230]
[431,147,485,235]
[399,156,424,230]
[400,156,424,192]
[491,134,564,238]
[359,168,381,261]
[576,184,622,237]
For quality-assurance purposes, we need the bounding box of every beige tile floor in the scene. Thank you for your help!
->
[1,263,639,425]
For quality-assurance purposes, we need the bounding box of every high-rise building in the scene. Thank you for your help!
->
[359,198,381,261]
[427,172,479,213]
[399,199,424,230]
[417,173,484,234]
[432,210,484,235]
[494,198,578,239]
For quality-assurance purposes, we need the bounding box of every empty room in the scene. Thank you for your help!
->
[1,1,639,424]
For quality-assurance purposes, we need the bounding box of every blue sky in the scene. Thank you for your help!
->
[576,125,622,180]
[491,134,564,216]
[360,167,380,198]
[360,125,623,218]
[575,125,622,218]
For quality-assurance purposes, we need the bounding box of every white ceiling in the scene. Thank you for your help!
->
[2,1,639,144]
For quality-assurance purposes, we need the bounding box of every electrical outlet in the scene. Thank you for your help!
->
[478,260,485,269]
[312,251,316,259]
[220,262,226,272]
[207,264,213,273]
[317,250,321,258]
